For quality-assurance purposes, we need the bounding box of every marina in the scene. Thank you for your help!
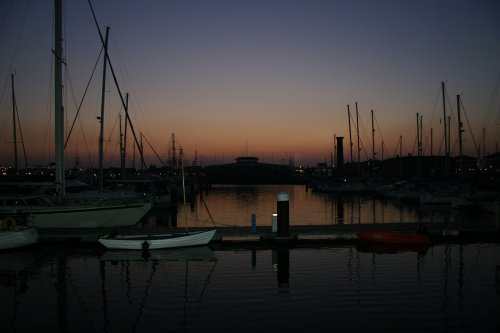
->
[0,1,499,331]
[20,184,500,246]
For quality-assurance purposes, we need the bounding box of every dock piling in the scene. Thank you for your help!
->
[277,193,290,236]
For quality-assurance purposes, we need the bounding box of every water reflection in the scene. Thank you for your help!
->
[355,242,431,255]
[0,244,499,332]
[146,185,493,228]
[272,248,290,293]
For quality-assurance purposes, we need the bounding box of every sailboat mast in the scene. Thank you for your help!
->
[140,132,145,170]
[122,93,129,181]
[347,105,353,164]
[457,94,463,178]
[371,109,375,162]
[11,74,18,171]
[98,27,110,191]
[416,113,421,157]
[441,81,448,176]
[119,113,124,178]
[355,102,360,170]
[54,0,65,202]
[172,133,177,169]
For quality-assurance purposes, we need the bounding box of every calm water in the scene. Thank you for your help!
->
[162,185,493,228]
[0,243,499,332]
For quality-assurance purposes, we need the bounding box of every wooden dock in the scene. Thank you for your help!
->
[37,221,500,246]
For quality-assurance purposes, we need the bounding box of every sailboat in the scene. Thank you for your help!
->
[0,0,152,229]
[99,154,216,249]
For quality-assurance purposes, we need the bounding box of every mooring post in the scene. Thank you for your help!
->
[277,193,290,236]
[251,213,257,233]
[271,213,277,232]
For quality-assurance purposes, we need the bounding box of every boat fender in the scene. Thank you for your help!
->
[142,240,150,251]
[2,216,16,229]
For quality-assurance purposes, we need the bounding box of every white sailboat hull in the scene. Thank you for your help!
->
[98,229,216,250]
[23,202,152,229]
[0,226,39,250]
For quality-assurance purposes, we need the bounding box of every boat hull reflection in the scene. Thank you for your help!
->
[99,246,216,262]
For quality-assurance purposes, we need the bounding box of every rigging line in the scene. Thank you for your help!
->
[40,37,55,166]
[483,71,500,128]
[358,115,370,161]
[109,36,153,141]
[438,131,445,155]
[88,1,146,171]
[374,114,385,143]
[460,99,481,158]
[14,99,29,167]
[422,121,432,155]
[64,47,104,149]
[104,113,120,166]
[392,136,400,158]
[0,0,31,112]
[200,196,217,227]
[410,129,417,156]
[142,134,168,167]
[374,113,390,156]
[428,85,442,127]
[444,86,460,151]
[0,0,15,32]
[420,87,443,155]
[77,111,92,167]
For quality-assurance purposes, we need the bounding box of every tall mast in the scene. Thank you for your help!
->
[347,104,353,164]
[122,93,129,181]
[11,74,18,171]
[447,116,451,158]
[54,0,65,202]
[355,102,360,171]
[417,113,422,177]
[441,81,448,176]
[399,135,402,157]
[416,113,421,157]
[98,26,110,191]
[171,133,177,168]
[371,109,375,162]
[420,115,423,155]
[140,132,145,170]
[119,113,124,178]
[333,133,336,167]
[457,94,463,179]
[399,135,402,177]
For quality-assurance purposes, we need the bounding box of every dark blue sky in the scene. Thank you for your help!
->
[1,0,499,166]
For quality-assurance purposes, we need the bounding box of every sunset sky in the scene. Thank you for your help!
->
[1,0,499,168]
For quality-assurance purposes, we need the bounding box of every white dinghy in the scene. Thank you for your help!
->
[98,229,216,250]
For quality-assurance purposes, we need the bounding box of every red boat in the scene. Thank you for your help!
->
[356,228,431,245]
